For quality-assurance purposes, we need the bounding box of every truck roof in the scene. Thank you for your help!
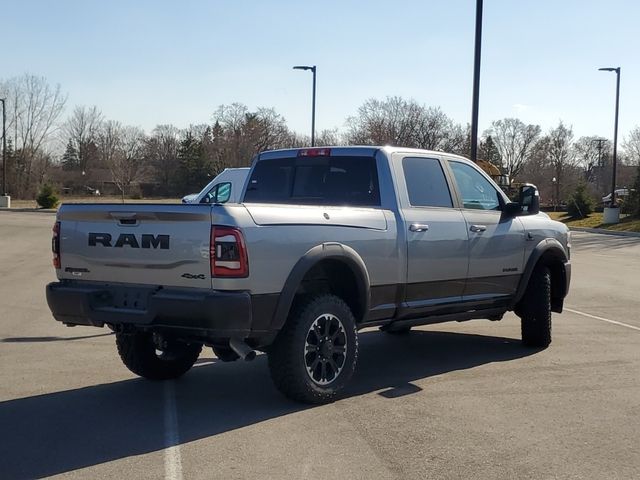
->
[258,146,469,161]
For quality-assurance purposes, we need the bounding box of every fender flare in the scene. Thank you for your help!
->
[271,243,371,330]
[511,238,568,307]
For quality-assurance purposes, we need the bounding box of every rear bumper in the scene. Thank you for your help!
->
[46,281,254,337]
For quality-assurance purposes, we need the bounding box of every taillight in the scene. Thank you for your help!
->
[52,221,61,269]
[298,148,331,157]
[210,226,249,277]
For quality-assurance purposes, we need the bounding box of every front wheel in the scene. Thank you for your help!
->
[116,332,202,380]
[268,294,358,404]
[519,266,552,348]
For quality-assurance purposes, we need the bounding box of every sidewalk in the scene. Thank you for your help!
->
[570,226,640,238]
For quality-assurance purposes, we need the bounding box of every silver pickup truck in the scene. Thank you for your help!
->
[46,146,571,403]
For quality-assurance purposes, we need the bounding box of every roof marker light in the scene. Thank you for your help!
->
[298,148,331,157]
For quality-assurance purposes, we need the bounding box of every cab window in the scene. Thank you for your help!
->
[200,182,232,204]
[402,157,453,208]
[200,184,219,204]
[449,161,501,211]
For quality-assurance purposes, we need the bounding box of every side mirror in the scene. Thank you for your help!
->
[503,202,522,217]
[518,184,540,215]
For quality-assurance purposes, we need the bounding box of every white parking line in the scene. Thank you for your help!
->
[565,307,640,332]
[164,381,183,480]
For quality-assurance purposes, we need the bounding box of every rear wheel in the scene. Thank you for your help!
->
[268,294,358,404]
[519,266,552,348]
[116,332,202,380]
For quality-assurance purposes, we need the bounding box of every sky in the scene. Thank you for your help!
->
[3,0,639,142]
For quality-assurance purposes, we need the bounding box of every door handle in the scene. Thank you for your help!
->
[110,212,140,226]
[409,223,429,232]
[470,224,487,233]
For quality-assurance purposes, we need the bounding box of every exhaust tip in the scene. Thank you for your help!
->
[229,337,256,362]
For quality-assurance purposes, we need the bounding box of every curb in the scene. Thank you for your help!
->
[0,208,57,214]
[570,226,640,238]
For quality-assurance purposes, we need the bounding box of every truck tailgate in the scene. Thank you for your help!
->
[57,204,212,288]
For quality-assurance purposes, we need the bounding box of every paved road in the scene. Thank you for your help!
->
[1,211,639,479]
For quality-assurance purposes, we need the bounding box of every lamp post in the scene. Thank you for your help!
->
[1,98,6,197]
[293,65,317,147]
[470,0,483,163]
[598,67,620,215]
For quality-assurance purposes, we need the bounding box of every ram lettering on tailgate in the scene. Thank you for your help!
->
[88,233,170,249]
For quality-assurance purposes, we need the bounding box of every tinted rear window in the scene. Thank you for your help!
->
[402,157,453,208]
[243,156,380,206]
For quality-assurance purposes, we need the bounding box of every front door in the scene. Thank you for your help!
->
[447,160,525,302]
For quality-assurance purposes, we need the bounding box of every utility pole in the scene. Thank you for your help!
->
[591,138,607,193]
[470,0,483,163]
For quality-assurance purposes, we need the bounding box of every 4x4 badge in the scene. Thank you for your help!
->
[181,273,206,280]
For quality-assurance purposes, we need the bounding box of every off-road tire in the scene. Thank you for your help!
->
[116,332,202,380]
[519,265,552,348]
[268,294,358,404]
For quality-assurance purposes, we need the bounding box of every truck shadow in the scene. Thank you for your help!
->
[0,329,537,479]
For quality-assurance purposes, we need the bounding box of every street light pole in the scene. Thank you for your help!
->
[293,65,317,147]
[0,99,6,196]
[599,67,621,208]
[470,0,483,163]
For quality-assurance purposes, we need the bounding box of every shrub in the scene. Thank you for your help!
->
[36,184,59,209]
[567,183,593,219]
[626,166,640,217]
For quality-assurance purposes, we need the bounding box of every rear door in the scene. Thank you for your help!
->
[58,204,213,288]
[446,159,525,301]
[391,154,469,316]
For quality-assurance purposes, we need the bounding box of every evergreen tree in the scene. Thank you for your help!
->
[626,166,640,218]
[479,135,502,168]
[567,183,593,219]
[61,140,79,170]
[176,131,210,194]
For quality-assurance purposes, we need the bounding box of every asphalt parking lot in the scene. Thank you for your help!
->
[1,211,639,480]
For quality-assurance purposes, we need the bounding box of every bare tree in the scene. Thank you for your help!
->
[98,122,146,202]
[623,126,640,165]
[486,118,541,185]
[574,136,606,184]
[346,96,421,146]
[0,74,67,197]
[62,105,103,172]
[145,124,180,194]
[345,97,466,155]
[546,122,576,205]
[96,120,120,166]
[413,106,454,151]
[252,108,291,151]
[286,128,344,148]
[211,103,292,167]
[440,122,470,157]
